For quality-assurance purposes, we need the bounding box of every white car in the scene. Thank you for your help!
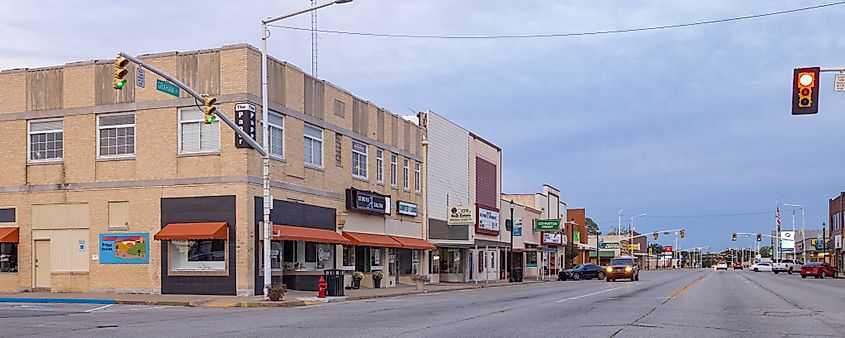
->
[751,262,772,272]
[715,262,728,270]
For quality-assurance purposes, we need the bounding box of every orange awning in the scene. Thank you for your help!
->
[273,225,351,245]
[342,232,403,248]
[154,222,228,241]
[390,235,436,250]
[0,227,19,243]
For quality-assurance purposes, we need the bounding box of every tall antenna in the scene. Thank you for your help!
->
[310,0,318,77]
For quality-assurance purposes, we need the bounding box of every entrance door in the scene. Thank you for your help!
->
[34,240,51,288]
[484,250,498,280]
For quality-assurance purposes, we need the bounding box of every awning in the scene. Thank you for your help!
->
[154,222,228,241]
[390,235,436,250]
[273,225,351,245]
[0,227,19,243]
[342,232,403,248]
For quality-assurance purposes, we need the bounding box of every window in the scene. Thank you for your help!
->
[390,153,398,187]
[352,140,368,179]
[403,158,410,191]
[282,240,334,270]
[304,124,323,168]
[333,99,345,117]
[414,161,421,193]
[179,108,220,154]
[268,112,284,158]
[335,133,342,167]
[258,241,283,272]
[342,245,355,267]
[371,248,382,268]
[168,240,226,272]
[97,113,135,158]
[0,243,17,273]
[376,149,384,184]
[438,248,462,274]
[28,119,63,162]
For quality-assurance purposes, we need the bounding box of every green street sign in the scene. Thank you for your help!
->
[156,79,180,97]
[534,219,561,231]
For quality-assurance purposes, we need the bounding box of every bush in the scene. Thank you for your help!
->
[268,283,287,301]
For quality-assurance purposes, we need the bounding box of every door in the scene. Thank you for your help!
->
[34,240,51,288]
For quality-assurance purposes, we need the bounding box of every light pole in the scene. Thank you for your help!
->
[259,0,353,299]
[508,199,515,282]
[781,203,805,262]
[629,213,647,256]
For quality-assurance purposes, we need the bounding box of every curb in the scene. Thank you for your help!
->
[0,297,116,305]
[115,300,200,307]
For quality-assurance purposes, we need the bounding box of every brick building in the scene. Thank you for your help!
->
[0,44,431,295]
[829,192,844,272]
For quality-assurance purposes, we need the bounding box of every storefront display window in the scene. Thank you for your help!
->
[342,245,355,267]
[438,248,463,274]
[258,241,283,271]
[371,247,382,268]
[168,240,226,272]
[526,252,538,267]
[0,243,17,272]
[397,249,420,275]
[282,240,335,270]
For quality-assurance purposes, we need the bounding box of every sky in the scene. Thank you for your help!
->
[3,0,845,251]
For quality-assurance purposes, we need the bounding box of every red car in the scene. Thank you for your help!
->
[732,263,743,270]
[800,262,837,279]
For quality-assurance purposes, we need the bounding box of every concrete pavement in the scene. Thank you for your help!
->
[1,269,844,337]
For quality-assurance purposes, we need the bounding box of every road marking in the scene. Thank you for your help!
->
[668,273,707,299]
[84,304,113,313]
[557,287,621,303]
[130,306,170,311]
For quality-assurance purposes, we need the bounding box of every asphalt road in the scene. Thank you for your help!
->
[2,269,845,337]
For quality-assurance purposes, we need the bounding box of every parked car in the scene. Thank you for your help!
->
[772,259,802,274]
[732,262,743,270]
[605,257,639,282]
[559,263,606,281]
[800,262,837,279]
[715,261,728,270]
[751,262,772,272]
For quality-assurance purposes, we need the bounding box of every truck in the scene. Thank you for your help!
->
[772,259,803,274]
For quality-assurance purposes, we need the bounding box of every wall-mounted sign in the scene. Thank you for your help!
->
[448,205,474,225]
[513,218,523,236]
[664,245,673,252]
[235,103,257,149]
[397,201,418,217]
[99,233,149,264]
[835,235,842,249]
[572,230,581,243]
[600,242,620,249]
[78,240,86,251]
[541,232,562,245]
[136,68,145,88]
[476,205,500,235]
[346,188,388,215]
[534,219,561,232]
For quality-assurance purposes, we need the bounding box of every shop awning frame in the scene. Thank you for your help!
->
[389,235,436,250]
[342,232,403,248]
[0,227,19,243]
[154,222,228,241]
[273,225,351,245]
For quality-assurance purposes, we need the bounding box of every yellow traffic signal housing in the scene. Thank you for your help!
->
[114,56,129,90]
[791,67,820,115]
[731,233,737,241]
[204,96,218,124]
[680,229,685,238]
[652,233,658,241]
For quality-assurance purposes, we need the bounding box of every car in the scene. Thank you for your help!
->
[800,262,838,279]
[715,261,728,270]
[559,263,606,281]
[772,259,803,274]
[605,256,639,282]
[732,262,743,270]
[751,262,772,272]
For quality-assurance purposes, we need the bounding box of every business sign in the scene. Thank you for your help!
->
[534,219,561,231]
[476,206,500,235]
[235,103,257,149]
[627,243,640,251]
[513,218,523,236]
[600,242,620,249]
[780,231,795,251]
[541,232,562,245]
[664,245,673,252]
[99,233,149,264]
[397,201,418,217]
[346,188,388,215]
[836,235,842,249]
[572,230,581,244]
[448,205,474,225]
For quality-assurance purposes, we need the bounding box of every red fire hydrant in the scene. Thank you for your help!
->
[317,276,327,298]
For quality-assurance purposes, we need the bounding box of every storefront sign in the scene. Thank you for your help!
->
[572,230,580,243]
[534,219,561,231]
[601,242,620,249]
[448,205,474,225]
[346,188,388,215]
[513,218,523,236]
[99,233,149,264]
[664,245,673,252]
[780,231,795,251]
[542,232,562,245]
[397,201,419,217]
[476,206,500,235]
[836,235,842,249]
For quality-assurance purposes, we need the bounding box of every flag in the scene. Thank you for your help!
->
[776,206,781,230]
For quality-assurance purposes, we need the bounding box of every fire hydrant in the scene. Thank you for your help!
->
[317,276,327,298]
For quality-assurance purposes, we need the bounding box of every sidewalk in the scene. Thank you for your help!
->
[0,279,552,308]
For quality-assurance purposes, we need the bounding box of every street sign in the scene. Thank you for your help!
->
[664,245,673,252]
[156,79,180,97]
[835,74,845,92]
[136,68,145,88]
[235,103,257,149]
[534,219,561,231]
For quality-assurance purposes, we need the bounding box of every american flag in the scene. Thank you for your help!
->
[776,206,781,232]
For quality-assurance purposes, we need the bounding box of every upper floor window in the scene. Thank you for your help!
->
[403,158,410,191]
[390,153,398,187]
[352,140,368,179]
[414,161,421,193]
[376,149,384,184]
[335,133,343,167]
[268,112,285,158]
[97,113,135,159]
[28,119,63,162]
[179,108,220,154]
[304,124,323,168]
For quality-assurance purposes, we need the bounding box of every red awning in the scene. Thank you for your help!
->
[390,235,436,250]
[273,225,351,245]
[342,232,403,248]
[154,222,228,241]
[0,227,19,243]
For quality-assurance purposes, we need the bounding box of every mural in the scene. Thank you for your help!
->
[99,233,149,264]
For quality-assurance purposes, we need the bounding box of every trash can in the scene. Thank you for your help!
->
[511,268,524,282]
[324,269,345,297]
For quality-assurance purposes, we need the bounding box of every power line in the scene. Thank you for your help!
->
[268,1,845,39]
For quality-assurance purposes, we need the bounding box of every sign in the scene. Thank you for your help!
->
[448,205,474,225]
[627,243,640,251]
[572,230,580,244]
[541,232,562,245]
[476,206,500,234]
[836,235,842,249]
[600,242,620,249]
[534,219,561,231]
[513,218,523,236]
[99,233,149,264]
[664,245,673,252]
[156,79,180,97]
[235,103,257,149]
[397,201,418,217]
[835,74,845,92]
[346,188,388,215]
[136,68,145,88]
[78,240,86,251]
[780,231,795,250]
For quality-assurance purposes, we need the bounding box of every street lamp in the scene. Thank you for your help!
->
[259,0,353,300]
[508,199,515,282]
[781,203,805,262]
[629,213,647,256]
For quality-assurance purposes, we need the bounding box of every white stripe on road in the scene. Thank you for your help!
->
[556,287,621,303]
[84,304,113,313]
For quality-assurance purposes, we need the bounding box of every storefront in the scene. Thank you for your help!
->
[541,232,564,275]
[0,227,19,273]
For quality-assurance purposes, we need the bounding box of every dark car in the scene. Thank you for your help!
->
[732,262,743,270]
[800,262,838,279]
[559,263,606,281]
[606,257,639,282]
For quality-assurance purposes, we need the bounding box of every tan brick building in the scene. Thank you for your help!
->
[0,44,430,296]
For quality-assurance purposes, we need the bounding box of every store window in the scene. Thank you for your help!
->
[371,247,382,269]
[304,124,323,168]
[352,140,368,179]
[438,248,462,274]
[0,243,17,272]
[179,108,220,154]
[355,246,370,272]
[397,249,420,275]
[342,245,355,267]
[97,113,135,158]
[258,241,283,272]
[282,240,335,270]
[28,119,63,162]
[168,240,226,273]
[526,252,538,267]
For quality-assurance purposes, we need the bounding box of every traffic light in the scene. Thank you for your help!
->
[114,55,129,90]
[756,234,762,242]
[680,229,685,238]
[203,96,217,124]
[792,67,820,115]
[732,233,737,241]
[652,233,658,241]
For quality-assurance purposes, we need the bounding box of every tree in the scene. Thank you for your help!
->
[760,246,772,258]
[648,243,664,254]
[585,218,601,235]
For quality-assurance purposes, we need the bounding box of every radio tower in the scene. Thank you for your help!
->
[310,0,318,77]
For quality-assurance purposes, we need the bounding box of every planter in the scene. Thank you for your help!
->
[373,278,382,288]
[352,279,361,289]
[268,283,287,301]
[415,280,425,291]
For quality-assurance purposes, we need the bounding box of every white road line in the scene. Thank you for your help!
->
[557,287,621,303]
[130,306,170,311]
[84,304,113,313]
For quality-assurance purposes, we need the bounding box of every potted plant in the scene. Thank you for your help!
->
[268,283,287,301]
[411,274,430,291]
[372,270,384,288]
[351,271,364,289]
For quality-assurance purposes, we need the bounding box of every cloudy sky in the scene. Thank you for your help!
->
[4,0,845,251]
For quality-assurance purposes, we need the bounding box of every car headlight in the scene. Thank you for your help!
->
[625,266,633,272]
[606,267,613,272]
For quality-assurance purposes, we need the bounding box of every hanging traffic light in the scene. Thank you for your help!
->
[652,233,659,241]
[114,55,129,90]
[680,229,685,238]
[732,233,737,241]
[756,234,762,242]
[204,96,217,124]
[791,67,820,115]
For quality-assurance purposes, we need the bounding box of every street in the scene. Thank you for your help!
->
[2,269,844,337]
